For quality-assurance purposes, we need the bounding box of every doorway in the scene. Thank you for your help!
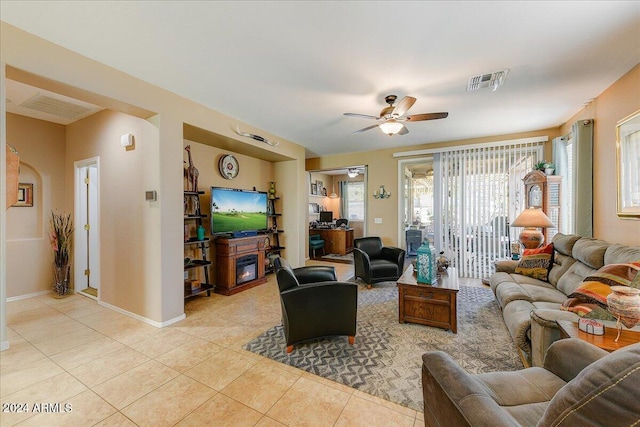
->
[74,158,100,298]
[308,166,367,239]
[400,159,435,256]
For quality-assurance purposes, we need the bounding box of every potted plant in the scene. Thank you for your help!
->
[543,162,555,175]
[49,212,73,297]
[534,161,547,172]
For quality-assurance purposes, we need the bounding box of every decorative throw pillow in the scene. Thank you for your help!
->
[514,243,554,281]
[583,261,640,289]
[561,260,640,320]
[561,297,616,321]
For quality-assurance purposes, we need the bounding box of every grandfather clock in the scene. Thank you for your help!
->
[522,171,562,242]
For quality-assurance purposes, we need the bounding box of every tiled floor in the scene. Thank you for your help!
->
[1,260,431,427]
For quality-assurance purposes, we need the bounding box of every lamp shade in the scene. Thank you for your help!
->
[512,208,554,228]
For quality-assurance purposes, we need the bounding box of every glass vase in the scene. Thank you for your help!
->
[53,264,71,296]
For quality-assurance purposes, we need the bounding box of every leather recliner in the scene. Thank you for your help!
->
[353,237,406,288]
[273,257,358,353]
[421,338,640,426]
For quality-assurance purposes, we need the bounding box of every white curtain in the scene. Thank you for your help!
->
[436,141,543,278]
[552,136,571,234]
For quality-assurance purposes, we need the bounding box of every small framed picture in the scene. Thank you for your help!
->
[311,183,318,195]
[316,180,323,193]
[14,183,33,207]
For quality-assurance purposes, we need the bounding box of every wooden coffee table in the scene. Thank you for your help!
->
[397,265,459,333]
[557,320,640,352]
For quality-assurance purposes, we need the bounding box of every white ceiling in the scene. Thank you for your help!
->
[2,1,639,157]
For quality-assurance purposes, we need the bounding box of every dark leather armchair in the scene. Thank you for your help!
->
[273,257,357,353]
[353,237,406,288]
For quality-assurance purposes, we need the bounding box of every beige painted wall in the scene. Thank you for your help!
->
[66,109,162,319]
[1,22,307,335]
[307,128,558,247]
[559,64,640,246]
[6,113,66,298]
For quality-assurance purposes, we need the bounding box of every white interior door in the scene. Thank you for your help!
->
[74,158,100,296]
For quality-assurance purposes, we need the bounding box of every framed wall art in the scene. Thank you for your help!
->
[616,109,640,218]
[14,183,33,207]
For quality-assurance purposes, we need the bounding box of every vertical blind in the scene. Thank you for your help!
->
[437,141,543,278]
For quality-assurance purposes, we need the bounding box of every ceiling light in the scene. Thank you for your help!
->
[379,120,403,136]
[347,168,359,178]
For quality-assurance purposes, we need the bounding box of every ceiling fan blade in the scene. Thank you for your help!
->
[404,112,449,122]
[353,124,380,134]
[343,113,380,120]
[392,96,416,117]
[398,125,409,135]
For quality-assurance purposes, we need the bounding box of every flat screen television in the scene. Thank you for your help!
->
[210,187,268,235]
[319,211,333,224]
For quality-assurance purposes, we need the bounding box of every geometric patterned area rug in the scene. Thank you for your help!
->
[243,282,523,411]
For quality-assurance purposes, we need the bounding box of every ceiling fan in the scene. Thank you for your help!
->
[344,95,448,136]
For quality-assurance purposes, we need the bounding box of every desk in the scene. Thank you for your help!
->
[397,265,459,333]
[309,228,354,255]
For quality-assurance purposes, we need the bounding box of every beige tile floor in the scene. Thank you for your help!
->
[1,260,436,427]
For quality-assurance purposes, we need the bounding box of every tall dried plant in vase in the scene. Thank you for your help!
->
[49,212,73,296]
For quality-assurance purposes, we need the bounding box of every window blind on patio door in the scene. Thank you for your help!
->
[436,140,544,278]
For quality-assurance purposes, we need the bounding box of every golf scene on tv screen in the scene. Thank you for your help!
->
[210,187,268,234]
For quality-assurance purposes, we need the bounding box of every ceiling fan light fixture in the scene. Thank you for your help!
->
[347,168,359,178]
[379,121,403,136]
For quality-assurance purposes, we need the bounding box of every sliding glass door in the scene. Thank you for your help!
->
[400,140,543,278]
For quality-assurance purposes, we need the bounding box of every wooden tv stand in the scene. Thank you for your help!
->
[213,235,268,295]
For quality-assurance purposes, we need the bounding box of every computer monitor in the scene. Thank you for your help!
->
[319,211,333,224]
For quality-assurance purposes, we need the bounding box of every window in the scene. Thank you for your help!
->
[344,181,365,221]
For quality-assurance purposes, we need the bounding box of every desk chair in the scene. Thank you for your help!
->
[309,234,325,258]
[335,218,349,228]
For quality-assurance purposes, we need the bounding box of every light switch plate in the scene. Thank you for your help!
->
[374,218,382,224]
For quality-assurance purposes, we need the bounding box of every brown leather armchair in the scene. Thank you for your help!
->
[273,257,358,353]
[353,237,405,288]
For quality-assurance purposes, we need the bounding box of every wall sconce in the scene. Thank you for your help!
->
[373,185,391,199]
[120,133,134,148]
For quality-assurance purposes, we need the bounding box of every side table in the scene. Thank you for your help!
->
[397,265,459,333]
[557,320,640,352]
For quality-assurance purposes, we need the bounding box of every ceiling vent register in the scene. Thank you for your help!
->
[20,94,95,120]
[467,69,510,92]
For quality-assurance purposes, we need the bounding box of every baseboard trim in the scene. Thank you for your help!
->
[98,300,185,328]
[6,290,49,302]
[5,291,185,329]
[1,341,9,352]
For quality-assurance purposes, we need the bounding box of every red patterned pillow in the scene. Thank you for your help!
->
[515,243,554,281]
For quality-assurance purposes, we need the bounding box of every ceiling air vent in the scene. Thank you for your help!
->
[467,69,510,92]
[20,94,95,120]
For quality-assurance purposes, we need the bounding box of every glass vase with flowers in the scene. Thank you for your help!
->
[50,212,73,296]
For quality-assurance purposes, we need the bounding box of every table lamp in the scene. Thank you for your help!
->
[511,207,554,249]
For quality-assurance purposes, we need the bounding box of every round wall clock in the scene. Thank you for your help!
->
[218,154,239,179]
